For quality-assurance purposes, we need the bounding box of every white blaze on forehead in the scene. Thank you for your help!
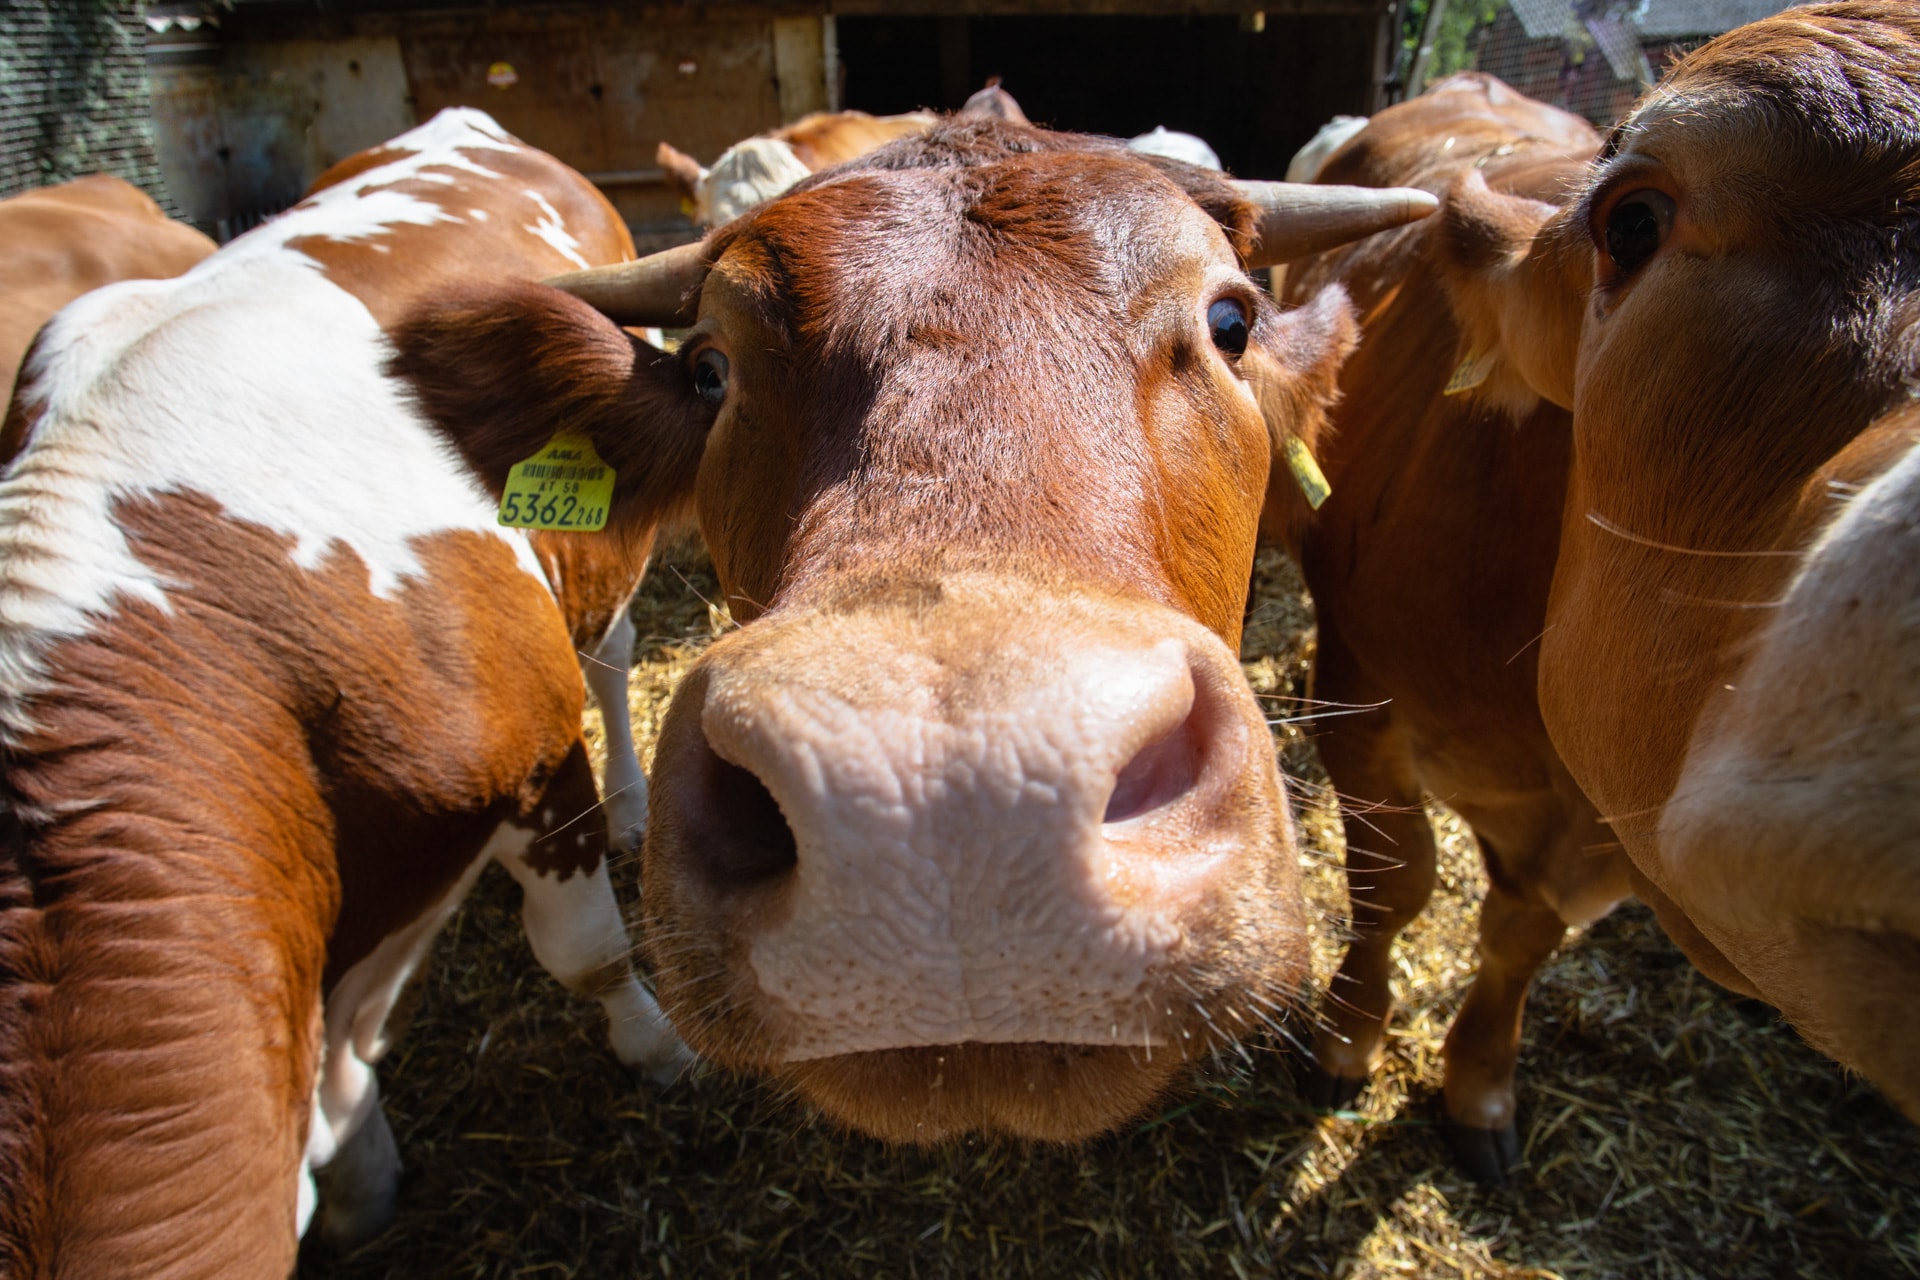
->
[1128,126,1223,172]
[0,211,547,742]
[1285,114,1369,184]
[702,136,812,225]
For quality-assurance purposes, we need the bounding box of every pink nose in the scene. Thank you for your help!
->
[643,574,1300,1064]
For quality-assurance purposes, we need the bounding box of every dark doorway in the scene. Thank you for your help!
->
[837,13,1381,179]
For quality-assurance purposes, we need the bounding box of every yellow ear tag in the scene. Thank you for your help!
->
[498,433,615,531]
[1444,348,1497,396]
[1285,436,1332,510]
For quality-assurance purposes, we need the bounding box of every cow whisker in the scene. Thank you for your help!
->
[1586,510,1800,557]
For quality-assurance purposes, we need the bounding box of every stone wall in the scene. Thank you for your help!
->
[0,0,173,206]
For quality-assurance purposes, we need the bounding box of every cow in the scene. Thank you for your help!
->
[658,110,939,227]
[658,82,1033,228]
[390,119,1439,1145]
[1274,75,1623,1181]
[0,108,686,1276]
[1431,1,1920,1118]
[0,174,215,408]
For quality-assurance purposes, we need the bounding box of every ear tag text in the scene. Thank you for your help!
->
[498,433,615,532]
[1444,348,1497,395]
[1285,436,1332,511]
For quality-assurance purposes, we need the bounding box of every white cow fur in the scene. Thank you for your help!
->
[699,136,813,226]
[1127,126,1223,171]
[1286,114,1370,183]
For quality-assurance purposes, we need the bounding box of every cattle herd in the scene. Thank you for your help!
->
[0,1,1913,1273]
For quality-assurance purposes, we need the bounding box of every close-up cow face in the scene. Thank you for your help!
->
[1432,1,1920,1117]
[397,121,1434,1142]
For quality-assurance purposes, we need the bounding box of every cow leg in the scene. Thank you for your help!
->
[1299,638,1438,1109]
[306,845,496,1248]
[583,608,648,853]
[311,1084,402,1249]
[497,744,690,1082]
[1440,883,1567,1184]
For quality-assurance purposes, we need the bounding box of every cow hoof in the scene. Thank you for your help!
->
[1293,1055,1369,1112]
[1446,1119,1522,1186]
[316,1104,402,1250]
[611,1011,697,1085]
[602,788,649,856]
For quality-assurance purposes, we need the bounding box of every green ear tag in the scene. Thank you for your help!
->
[1444,348,1497,396]
[1285,436,1332,511]
[498,433,615,531]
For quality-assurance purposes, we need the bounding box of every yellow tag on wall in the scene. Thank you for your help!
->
[1444,349,1497,396]
[498,433,615,531]
[1284,436,1332,510]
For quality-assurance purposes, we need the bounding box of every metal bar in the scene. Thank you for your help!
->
[583,168,667,187]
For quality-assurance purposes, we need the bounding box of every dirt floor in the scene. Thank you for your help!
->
[299,541,1919,1280]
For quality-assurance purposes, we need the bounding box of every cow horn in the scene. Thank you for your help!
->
[543,240,708,327]
[1233,182,1439,267]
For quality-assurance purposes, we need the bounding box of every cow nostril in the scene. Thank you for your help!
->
[1103,712,1201,825]
[700,756,799,887]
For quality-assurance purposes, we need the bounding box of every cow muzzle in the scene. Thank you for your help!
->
[640,573,1306,1140]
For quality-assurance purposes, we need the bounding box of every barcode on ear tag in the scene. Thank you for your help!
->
[498,432,615,531]
[1444,349,1497,395]
[1285,436,1332,511]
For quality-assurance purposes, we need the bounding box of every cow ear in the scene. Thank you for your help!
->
[656,142,708,205]
[1247,284,1357,546]
[1432,168,1588,414]
[387,281,711,556]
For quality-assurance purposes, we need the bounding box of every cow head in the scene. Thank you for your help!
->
[1431,3,1920,1113]
[395,122,1434,1141]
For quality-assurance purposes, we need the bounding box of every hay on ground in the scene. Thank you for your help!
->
[300,540,1919,1280]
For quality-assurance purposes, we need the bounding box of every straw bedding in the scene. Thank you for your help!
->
[299,539,1918,1280]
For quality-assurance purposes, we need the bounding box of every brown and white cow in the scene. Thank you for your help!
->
[657,110,939,227]
[392,120,1437,1143]
[1275,75,1624,1181]
[0,174,215,408]
[657,82,1033,229]
[1434,1,1920,1117]
[0,108,685,1275]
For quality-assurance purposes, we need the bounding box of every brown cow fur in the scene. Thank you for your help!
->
[1278,75,1629,1182]
[1435,3,1920,1116]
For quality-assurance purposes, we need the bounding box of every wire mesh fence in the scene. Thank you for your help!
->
[1400,0,1793,127]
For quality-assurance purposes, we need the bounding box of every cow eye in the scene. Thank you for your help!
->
[693,348,729,406]
[1600,189,1675,276]
[1207,297,1250,357]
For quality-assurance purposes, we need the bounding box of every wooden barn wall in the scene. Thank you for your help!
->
[152,6,828,245]
[837,12,1382,180]
[151,1,1387,244]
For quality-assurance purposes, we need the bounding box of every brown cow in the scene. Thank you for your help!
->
[1435,2,1920,1117]
[392,120,1438,1144]
[0,174,214,408]
[1276,75,1625,1181]
[0,109,684,1275]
